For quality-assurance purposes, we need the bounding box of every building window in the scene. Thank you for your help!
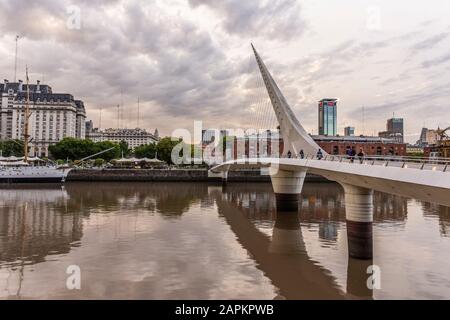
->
[377,147,382,155]
[333,146,339,155]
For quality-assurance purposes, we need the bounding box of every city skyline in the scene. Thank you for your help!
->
[1,1,450,143]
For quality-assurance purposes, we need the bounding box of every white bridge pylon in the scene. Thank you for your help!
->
[251,44,323,157]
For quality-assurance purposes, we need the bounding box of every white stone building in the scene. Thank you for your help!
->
[86,127,159,149]
[0,79,86,156]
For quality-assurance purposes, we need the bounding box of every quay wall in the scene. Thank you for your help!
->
[67,169,328,183]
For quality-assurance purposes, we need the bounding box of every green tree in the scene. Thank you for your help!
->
[49,138,120,161]
[156,137,182,164]
[0,140,25,157]
[91,141,120,161]
[134,143,157,158]
[48,137,93,160]
[119,140,130,157]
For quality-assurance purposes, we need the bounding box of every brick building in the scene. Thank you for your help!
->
[313,135,406,156]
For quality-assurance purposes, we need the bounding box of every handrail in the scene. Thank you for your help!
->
[285,153,450,172]
[309,154,450,163]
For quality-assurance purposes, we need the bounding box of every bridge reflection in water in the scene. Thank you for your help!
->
[214,182,412,299]
[0,182,448,299]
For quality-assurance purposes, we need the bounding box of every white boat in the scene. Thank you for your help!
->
[0,68,72,183]
[0,161,72,183]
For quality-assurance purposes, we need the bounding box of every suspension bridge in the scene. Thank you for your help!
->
[211,45,450,259]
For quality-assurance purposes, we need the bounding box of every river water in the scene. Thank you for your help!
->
[0,182,449,299]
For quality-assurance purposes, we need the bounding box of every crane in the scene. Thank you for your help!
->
[437,127,450,143]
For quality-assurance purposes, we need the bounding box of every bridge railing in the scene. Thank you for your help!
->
[299,154,450,172]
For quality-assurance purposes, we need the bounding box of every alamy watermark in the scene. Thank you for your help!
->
[366,6,382,31]
[170,121,282,173]
[66,265,81,290]
[367,264,381,290]
[66,5,81,30]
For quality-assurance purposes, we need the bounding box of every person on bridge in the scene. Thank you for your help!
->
[349,147,356,163]
[346,147,352,160]
[287,150,292,158]
[299,149,304,159]
[316,148,323,160]
[357,148,365,164]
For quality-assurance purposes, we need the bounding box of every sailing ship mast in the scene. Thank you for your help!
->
[0,66,73,183]
[24,66,31,163]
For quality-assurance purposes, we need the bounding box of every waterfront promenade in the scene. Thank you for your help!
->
[66,168,327,182]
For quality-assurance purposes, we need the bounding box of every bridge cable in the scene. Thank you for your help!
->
[248,54,259,132]
[247,54,256,131]
[254,61,264,131]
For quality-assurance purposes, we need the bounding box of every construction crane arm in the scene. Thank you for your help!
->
[438,127,450,141]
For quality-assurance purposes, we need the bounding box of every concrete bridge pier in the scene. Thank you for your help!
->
[269,212,306,254]
[270,168,307,211]
[221,170,228,187]
[341,183,374,259]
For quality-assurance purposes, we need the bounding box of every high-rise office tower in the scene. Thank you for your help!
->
[318,98,337,136]
[379,118,404,143]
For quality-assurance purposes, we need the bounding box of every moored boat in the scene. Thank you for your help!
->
[0,162,72,183]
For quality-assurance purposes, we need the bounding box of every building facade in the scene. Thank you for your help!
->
[387,118,404,135]
[318,99,337,136]
[379,117,404,143]
[313,135,407,156]
[344,126,355,136]
[0,79,86,156]
[86,127,159,149]
[417,128,439,146]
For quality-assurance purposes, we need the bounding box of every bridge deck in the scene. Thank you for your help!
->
[211,157,450,207]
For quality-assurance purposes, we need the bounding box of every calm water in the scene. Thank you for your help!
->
[0,182,449,299]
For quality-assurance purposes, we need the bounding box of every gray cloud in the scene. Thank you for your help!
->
[0,0,449,143]
[188,0,306,41]
[0,0,260,133]
[422,53,450,68]
[411,32,449,51]
[364,81,450,119]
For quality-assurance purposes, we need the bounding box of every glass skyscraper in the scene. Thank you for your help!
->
[387,118,404,136]
[378,118,404,143]
[318,99,337,136]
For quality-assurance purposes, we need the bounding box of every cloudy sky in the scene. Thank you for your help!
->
[1,0,450,143]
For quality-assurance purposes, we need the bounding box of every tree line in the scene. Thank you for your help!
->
[48,137,185,164]
[0,136,198,165]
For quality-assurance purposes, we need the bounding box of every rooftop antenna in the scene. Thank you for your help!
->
[120,90,124,129]
[117,104,120,128]
[137,97,140,128]
[24,65,31,162]
[362,106,365,136]
[99,107,102,129]
[14,35,19,82]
